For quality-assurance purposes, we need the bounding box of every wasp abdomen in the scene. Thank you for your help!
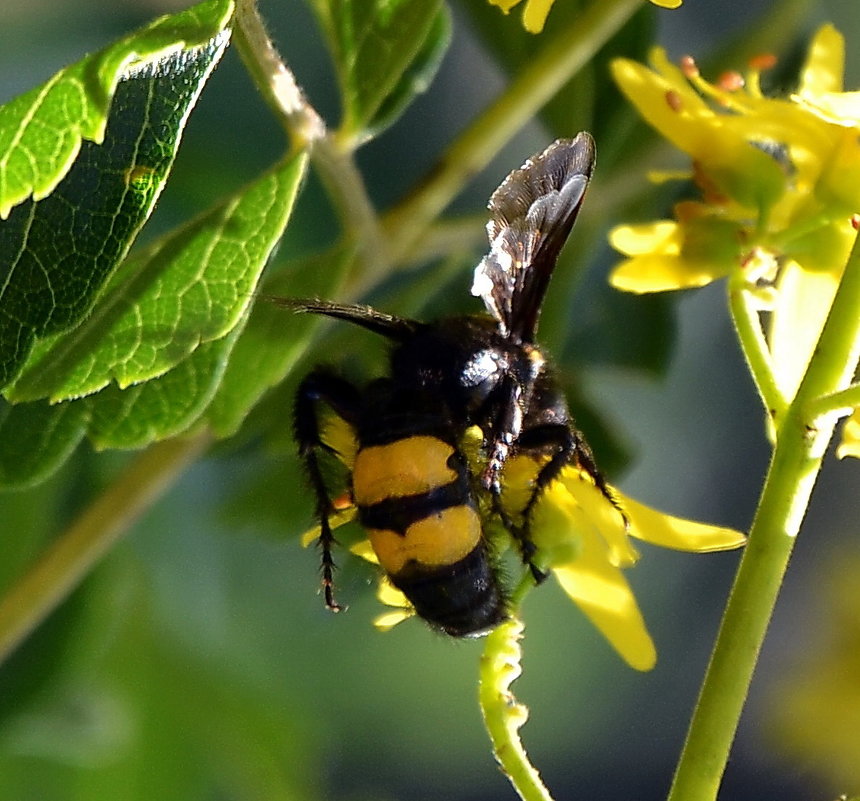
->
[352,434,506,636]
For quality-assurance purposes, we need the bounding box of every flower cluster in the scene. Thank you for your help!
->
[610,25,860,450]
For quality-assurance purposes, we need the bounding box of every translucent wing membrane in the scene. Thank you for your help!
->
[471,133,595,343]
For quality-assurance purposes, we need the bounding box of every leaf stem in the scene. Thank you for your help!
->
[0,433,210,666]
[668,232,860,801]
[379,0,641,272]
[232,0,325,147]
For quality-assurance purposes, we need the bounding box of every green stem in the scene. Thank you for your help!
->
[807,381,860,421]
[0,433,210,666]
[478,574,547,801]
[379,0,641,273]
[668,233,860,801]
[232,0,386,274]
[727,277,787,427]
[232,0,325,148]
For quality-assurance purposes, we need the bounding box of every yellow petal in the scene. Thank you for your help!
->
[647,169,693,183]
[487,0,522,12]
[350,538,378,564]
[798,24,844,98]
[552,469,638,567]
[769,259,840,400]
[610,221,679,256]
[522,0,554,32]
[553,534,656,671]
[615,491,746,552]
[610,253,721,293]
[649,0,682,6]
[374,580,414,630]
[610,56,713,157]
[837,410,860,459]
[609,219,734,293]
[795,91,860,126]
[320,413,359,469]
[374,609,414,631]
[378,578,410,608]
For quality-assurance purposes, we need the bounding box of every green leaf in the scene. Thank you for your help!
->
[206,244,354,438]
[0,398,88,488]
[86,328,241,450]
[0,3,233,392]
[308,0,446,142]
[361,5,451,140]
[0,0,234,219]
[0,150,308,481]
[10,153,309,404]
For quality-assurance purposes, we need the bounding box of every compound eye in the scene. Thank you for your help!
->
[460,348,503,401]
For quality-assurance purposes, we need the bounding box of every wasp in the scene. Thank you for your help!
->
[291,133,618,636]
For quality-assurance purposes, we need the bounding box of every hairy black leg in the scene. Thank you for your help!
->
[476,375,546,580]
[294,370,362,611]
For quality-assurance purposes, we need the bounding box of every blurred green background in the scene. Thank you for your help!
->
[1,0,859,799]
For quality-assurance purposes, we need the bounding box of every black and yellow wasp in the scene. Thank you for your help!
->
[291,133,618,636]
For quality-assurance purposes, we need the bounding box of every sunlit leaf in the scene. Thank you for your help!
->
[308,0,446,142]
[0,0,233,391]
[10,154,308,404]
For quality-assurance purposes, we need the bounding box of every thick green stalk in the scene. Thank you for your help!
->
[668,235,860,801]
[379,0,641,272]
[0,433,210,665]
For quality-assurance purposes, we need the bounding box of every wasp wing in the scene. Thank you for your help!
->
[471,133,595,343]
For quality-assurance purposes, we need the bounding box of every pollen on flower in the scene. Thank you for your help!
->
[332,492,353,511]
[665,90,683,112]
[680,55,699,79]
[718,71,744,92]
[851,213,860,231]
[749,52,778,71]
[740,247,779,284]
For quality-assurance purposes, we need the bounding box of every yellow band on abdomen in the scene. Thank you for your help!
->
[368,505,483,575]
[352,436,458,506]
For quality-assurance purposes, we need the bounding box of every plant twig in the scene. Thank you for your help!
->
[479,572,549,801]
[727,276,787,429]
[232,0,387,273]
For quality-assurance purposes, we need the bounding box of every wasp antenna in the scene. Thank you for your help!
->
[266,296,425,342]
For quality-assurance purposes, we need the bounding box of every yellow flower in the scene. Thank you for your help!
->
[487,0,681,35]
[510,461,744,671]
[304,456,745,672]
[609,25,860,406]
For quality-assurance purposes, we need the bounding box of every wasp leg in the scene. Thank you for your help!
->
[479,372,522,496]
[510,423,629,580]
[519,422,627,522]
[294,370,362,612]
